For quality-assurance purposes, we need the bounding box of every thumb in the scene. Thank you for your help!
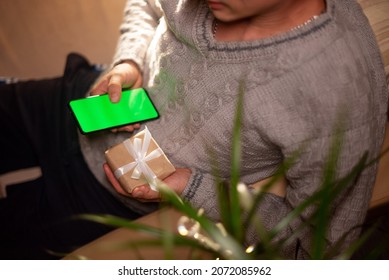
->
[108,74,124,103]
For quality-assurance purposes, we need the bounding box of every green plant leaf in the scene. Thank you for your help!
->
[228,80,245,242]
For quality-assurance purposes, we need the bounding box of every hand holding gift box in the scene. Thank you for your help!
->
[105,127,176,193]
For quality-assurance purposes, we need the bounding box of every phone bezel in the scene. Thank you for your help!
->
[68,88,159,134]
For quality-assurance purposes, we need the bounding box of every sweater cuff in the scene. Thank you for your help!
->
[182,168,204,201]
[112,53,144,73]
[181,168,220,221]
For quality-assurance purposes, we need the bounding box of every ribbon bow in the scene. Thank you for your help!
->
[114,127,162,191]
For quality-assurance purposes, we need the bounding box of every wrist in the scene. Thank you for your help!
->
[115,59,140,73]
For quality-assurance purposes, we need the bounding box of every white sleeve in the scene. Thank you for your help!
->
[112,0,163,70]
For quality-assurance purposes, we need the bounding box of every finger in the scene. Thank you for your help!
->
[115,126,136,133]
[90,77,109,96]
[132,185,159,200]
[103,163,129,197]
[132,77,143,89]
[115,123,141,133]
[108,74,124,103]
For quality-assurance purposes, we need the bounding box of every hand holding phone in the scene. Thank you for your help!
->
[69,88,159,134]
[90,61,143,102]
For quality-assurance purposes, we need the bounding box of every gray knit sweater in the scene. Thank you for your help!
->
[79,0,388,259]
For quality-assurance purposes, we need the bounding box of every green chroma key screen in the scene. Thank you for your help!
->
[69,88,159,134]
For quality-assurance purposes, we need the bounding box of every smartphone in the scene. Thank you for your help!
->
[69,88,159,134]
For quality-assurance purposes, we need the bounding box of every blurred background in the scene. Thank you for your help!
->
[0,0,126,79]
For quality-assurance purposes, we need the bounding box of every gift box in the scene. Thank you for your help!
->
[105,127,176,193]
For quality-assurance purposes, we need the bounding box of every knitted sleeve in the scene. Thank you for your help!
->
[112,0,163,69]
[183,167,295,257]
[183,115,386,259]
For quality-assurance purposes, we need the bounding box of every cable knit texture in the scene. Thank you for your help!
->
[79,0,388,259]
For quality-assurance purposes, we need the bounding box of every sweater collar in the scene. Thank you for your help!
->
[194,0,334,61]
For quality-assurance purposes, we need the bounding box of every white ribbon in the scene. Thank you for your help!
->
[114,127,162,191]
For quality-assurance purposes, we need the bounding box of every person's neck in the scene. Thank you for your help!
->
[215,0,326,42]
